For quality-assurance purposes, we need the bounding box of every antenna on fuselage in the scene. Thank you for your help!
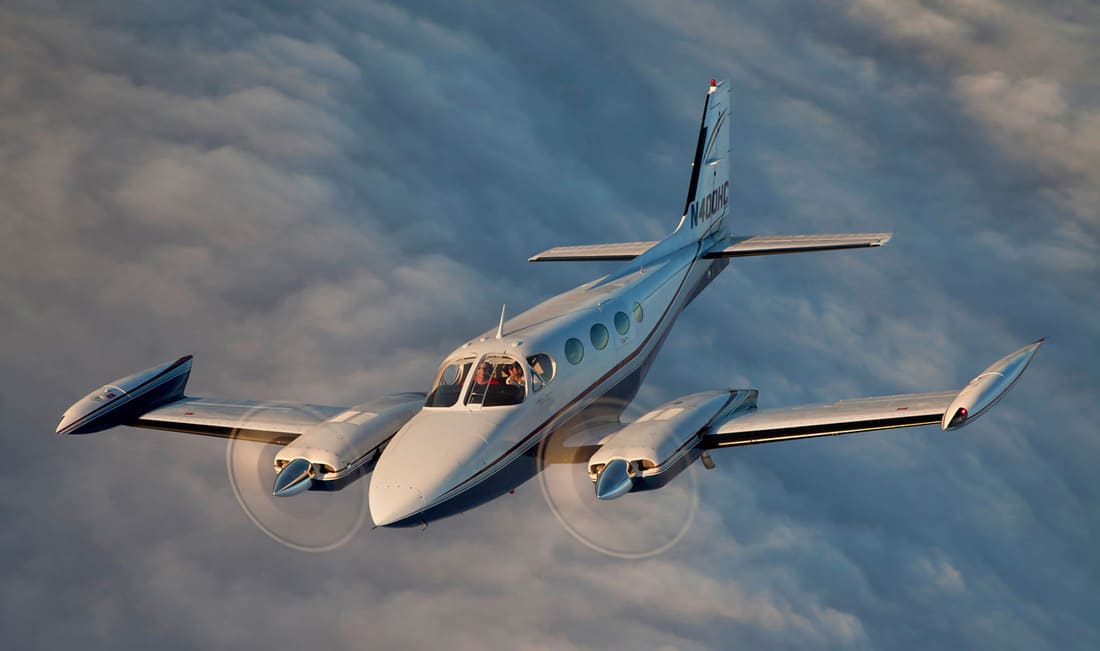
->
[495,304,506,339]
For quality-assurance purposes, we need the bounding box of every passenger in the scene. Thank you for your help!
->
[506,362,525,386]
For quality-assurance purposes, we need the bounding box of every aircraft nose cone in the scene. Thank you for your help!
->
[368,481,425,526]
[367,408,500,526]
[272,458,314,497]
[595,458,634,500]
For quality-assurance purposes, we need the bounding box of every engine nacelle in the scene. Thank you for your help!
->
[272,393,423,495]
[587,389,755,499]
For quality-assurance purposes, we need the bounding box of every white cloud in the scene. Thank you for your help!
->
[2,2,1098,650]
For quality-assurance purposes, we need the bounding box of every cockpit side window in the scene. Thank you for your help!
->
[526,353,555,392]
[465,355,526,407]
[425,357,475,407]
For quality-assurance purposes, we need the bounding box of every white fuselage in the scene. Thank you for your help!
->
[368,239,723,526]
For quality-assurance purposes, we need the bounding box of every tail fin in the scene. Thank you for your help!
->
[528,81,733,265]
[528,80,893,266]
[675,79,730,243]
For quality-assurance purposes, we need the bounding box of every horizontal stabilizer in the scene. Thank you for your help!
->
[528,241,657,262]
[703,233,892,258]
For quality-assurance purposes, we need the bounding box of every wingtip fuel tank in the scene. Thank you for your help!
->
[942,339,1043,431]
[57,356,193,435]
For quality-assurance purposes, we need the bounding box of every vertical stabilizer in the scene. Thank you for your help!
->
[676,80,731,243]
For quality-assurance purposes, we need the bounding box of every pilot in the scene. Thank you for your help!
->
[468,361,500,403]
[506,362,525,386]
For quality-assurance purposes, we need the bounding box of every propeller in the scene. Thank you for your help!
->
[224,402,369,552]
[535,398,700,559]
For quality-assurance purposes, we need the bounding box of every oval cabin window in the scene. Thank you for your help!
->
[564,338,584,365]
[614,311,630,335]
[527,353,555,391]
[590,323,609,350]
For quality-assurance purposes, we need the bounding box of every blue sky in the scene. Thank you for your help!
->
[2,1,1098,649]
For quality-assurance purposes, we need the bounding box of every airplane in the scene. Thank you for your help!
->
[57,79,1042,529]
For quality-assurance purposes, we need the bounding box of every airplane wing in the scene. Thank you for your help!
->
[57,355,426,494]
[56,355,424,446]
[588,340,1042,500]
[56,355,341,444]
[700,391,955,448]
[702,233,892,258]
[135,398,348,444]
[703,338,1041,447]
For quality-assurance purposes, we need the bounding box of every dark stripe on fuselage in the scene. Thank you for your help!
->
[444,254,699,494]
[389,248,728,526]
[382,336,667,527]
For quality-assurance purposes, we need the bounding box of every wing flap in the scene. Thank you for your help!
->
[702,391,956,448]
[703,233,892,258]
[528,241,657,262]
[135,397,349,445]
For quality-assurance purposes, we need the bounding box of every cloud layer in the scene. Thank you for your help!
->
[2,1,1097,649]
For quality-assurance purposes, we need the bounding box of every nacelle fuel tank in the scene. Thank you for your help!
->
[588,389,755,499]
[273,393,423,491]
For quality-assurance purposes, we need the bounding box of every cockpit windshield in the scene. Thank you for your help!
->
[465,355,526,407]
[425,357,475,407]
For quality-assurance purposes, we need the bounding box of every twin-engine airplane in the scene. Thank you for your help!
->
[58,80,1041,528]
